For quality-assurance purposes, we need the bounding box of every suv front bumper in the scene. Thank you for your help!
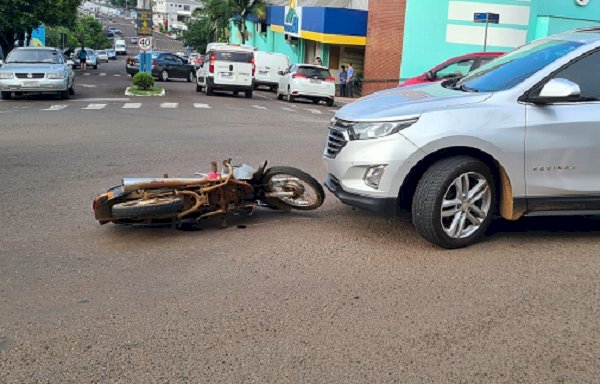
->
[325,174,398,218]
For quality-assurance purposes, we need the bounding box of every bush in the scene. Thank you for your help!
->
[132,72,155,90]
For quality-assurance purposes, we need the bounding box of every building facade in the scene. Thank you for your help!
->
[152,0,203,32]
[365,0,600,93]
[229,1,368,93]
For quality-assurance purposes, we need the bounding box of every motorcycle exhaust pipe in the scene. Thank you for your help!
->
[122,177,209,192]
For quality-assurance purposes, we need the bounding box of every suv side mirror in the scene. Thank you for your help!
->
[529,78,581,104]
[425,70,435,81]
[277,70,284,76]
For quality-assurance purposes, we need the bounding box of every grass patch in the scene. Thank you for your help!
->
[126,86,164,96]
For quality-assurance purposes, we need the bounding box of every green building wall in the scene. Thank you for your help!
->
[229,20,304,64]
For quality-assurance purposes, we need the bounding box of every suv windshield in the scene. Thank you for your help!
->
[6,49,62,64]
[215,51,253,63]
[454,38,584,92]
[298,66,331,79]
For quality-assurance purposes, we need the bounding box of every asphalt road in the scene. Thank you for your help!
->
[1,56,599,383]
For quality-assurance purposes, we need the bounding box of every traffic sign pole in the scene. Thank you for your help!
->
[483,17,489,52]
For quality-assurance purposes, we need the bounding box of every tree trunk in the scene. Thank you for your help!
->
[240,19,246,44]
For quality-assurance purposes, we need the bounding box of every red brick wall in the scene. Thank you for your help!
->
[362,0,407,95]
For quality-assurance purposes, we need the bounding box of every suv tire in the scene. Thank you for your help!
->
[205,84,213,96]
[196,83,202,92]
[245,90,252,98]
[1,91,11,100]
[412,156,495,249]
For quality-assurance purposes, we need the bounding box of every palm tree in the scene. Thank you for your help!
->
[230,0,267,44]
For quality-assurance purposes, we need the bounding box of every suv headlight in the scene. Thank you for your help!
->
[0,73,14,79]
[350,118,419,140]
[47,72,64,79]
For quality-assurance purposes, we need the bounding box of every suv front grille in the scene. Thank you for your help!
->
[325,128,347,158]
[15,73,45,79]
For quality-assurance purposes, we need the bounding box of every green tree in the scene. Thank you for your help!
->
[74,16,112,49]
[0,0,81,56]
[190,0,266,46]
[229,0,266,45]
[181,18,214,53]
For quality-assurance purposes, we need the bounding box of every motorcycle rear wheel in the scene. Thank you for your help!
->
[112,197,184,219]
[262,167,325,211]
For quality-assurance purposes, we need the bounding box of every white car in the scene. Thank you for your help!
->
[95,50,109,63]
[277,64,335,106]
[196,44,255,98]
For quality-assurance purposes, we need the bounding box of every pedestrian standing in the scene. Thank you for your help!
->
[313,56,322,66]
[347,63,355,97]
[78,47,88,71]
[338,65,347,97]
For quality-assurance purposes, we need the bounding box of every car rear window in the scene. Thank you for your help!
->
[298,67,331,79]
[215,51,253,63]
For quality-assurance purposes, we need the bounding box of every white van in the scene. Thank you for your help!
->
[254,51,289,92]
[114,39,126,55]
[196,44,255,98]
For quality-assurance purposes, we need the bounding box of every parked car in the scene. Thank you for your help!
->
[73,48,98,69]
[196,44,255,98]
[130,37,138,44]
[324,28,600,249]
[105,31,115,38]
[106,49,117,60]
[400,52,504,87]
[254,51,289,92]
[126,52,195,82]
[277,64,335,106]
[125,56,139,76]
[0,46,75,99]
[95,50,109,63]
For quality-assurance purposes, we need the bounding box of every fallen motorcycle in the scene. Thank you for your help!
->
[92,160,325,227]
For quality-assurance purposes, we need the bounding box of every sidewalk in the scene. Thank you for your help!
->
[334,96,357,108]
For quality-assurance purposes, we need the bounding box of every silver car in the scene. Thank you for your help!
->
[0,47,75,100]
[324,28,600,248]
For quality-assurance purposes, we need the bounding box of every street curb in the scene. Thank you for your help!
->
[124,87,166,96]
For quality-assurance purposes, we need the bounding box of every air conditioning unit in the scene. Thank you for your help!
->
[285,34,298,44]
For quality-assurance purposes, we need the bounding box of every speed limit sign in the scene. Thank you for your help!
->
[138,36,152,51]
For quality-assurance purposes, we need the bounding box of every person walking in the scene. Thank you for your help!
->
[78,47,88,71]
[347,63,355,97]
[338,65,347,97]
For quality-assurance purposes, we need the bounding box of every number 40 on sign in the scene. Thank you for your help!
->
[138,37,152,51]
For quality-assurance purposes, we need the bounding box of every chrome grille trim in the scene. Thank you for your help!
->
[15,73,45,79]
[324,119,353,159]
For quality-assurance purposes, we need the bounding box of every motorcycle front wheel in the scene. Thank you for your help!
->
[262,167,325,210]
[111,197,184,219]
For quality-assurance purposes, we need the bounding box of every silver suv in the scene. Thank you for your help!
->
[324,28,600,248]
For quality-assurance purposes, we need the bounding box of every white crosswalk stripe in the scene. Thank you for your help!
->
[113,74,121,77]
[252,105,267,110]
[42,105,68,111]
[160,102,178,108]
[305,108,322,115]
[280,107,297,112]
[99,73,107,77]
[122,103,142,109]
[82,103,107,110]
[83,73,91,76]
[193,103,211,109]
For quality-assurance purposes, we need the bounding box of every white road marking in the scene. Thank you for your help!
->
[84,73,91,76]
[74,98,130,102]
[76,84,97,88]
[82,103,107,110]
[305,108,322,114]
[252,105,267,110]
[122,103,142,109]
[99,73,107,77]
[43,105,68,111]
[160,102,178,109]
[254,93,269,99]
[193,103,211,109]
[280,107,297,112]
[113,74,121,77]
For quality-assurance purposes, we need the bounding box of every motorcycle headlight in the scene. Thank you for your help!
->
[47,72,64,79]
[350,118,419,140]
[0,73,14,79]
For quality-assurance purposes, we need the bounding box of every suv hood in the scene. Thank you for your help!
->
[0,63,66,72]
[336,82,491,121]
